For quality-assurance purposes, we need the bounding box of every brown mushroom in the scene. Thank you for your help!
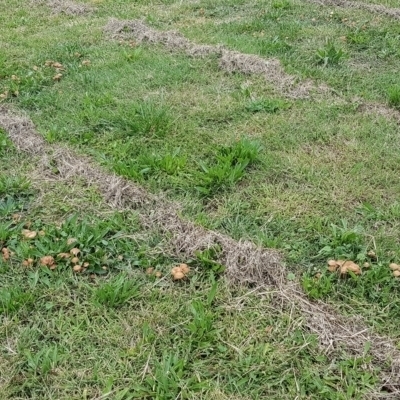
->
[389,263,400,271]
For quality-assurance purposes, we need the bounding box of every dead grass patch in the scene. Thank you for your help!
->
[104,19,400,125]
[357,101,400,125]
[308,0,400,21]
[1,105,400,396]
[31,0,95,16]
[0,106,149,209]
[104,18,222,57]
[104,19,329,99]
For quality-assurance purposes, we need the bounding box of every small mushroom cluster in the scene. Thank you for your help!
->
[390,263,400,277]
[44,60,65,81]
[40,255,56,270]
[327,259,361,275]
[22,229,37,239]
[54,246,91,273]
[146,267,162,278]
[1,247,11,261]
[171,263,190,280]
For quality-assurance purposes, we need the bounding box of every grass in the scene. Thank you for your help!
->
[1,0,400,397]
[387,86,400,109]
[0,143,379,398]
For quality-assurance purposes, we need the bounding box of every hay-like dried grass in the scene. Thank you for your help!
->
[2,104,400,397]
[219,50,329,99]
[0,106,150,209]
[0,106,47,154]
[104,19,400,123]
[358,102,400,125]
[308,0,400,20]
[31,0,95,15]
[104,19,222,57]
[144,208,284,286]
[104,19,328,99]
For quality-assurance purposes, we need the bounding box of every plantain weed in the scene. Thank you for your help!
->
[316,40,346,66]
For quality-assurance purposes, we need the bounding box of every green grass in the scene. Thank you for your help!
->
[2,0,400,397]
[0,137,380,398]
[387,86,400,109]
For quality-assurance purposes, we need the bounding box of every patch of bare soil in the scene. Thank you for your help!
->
[1,105,400,397]
[104,19,329,99]
[308,0,400,21]
[31,0,95,15]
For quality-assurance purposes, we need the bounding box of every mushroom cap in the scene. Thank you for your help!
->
[327,259,337,267]
[58,252,70,259]
[171,266,182,275]
[389,263,400,271]
[146,267,155,275]
[393,270,400,277]
[22,229,37,239]
[40,256,55,266]
[179,263,190,274]
[70,248,80,256]
[340,261,361,275]
[173,271,185,280]
[73,265,82,272]
[367,250,376,258]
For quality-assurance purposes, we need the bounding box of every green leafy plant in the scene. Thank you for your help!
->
[134,351,205,399]
[347,30,370,49]
[301,274,334,299]
[272,0,291,9]
[194,246,225,275]
[316,40,346,66]
[114,101,172,138]
[0,175,31,197]
[246,98,290,113]
[259,36,292,55]
[317,220,365,261]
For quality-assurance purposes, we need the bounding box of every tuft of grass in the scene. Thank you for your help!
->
[387,86,400,110]
[94,274,140,308]
[315,40,347,67]
[196,138,262,197]
[0,175,31,197]
[245,98,290,113]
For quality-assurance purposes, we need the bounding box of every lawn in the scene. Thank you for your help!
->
[1,0,400,398]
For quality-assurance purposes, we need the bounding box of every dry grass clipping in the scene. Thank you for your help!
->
[219,50,329,99]
[357,101,400,125]
[2,105,400,396]
[144,208,284,287]
[104,19,400,124]
[104,19,222,58]
[308,0,400,21]
[31,0,95,15]
[0,106,150,209]
[104,19,328,99]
